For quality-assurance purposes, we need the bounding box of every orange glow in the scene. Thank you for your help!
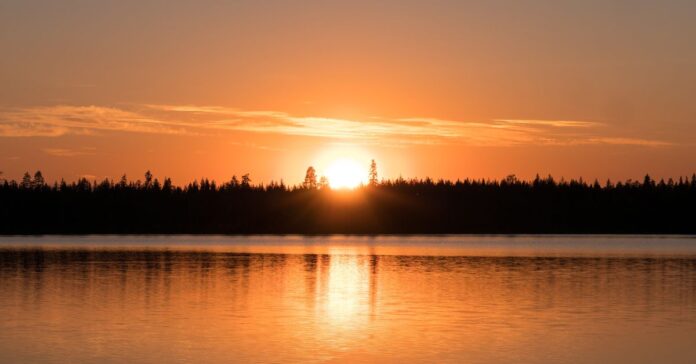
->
[1,2,694,184]
[324,253,369,323]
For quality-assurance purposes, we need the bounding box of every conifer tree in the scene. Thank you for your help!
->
[303,166,317,189]
[369,159,378,186]
[144,170,153,189]
[33,171,45,188]
[241,174,251,188]
[21,172,32,189]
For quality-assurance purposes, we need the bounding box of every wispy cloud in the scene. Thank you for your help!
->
[575,137,672,147]
[43,147,96,157]
[0,104,672,147]
[0,105,189,137]
[494,119,603,128]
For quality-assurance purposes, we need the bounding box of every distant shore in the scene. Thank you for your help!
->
[2,173,695,235]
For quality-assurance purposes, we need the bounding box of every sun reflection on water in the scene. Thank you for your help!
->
[2,239,696,364]
[324,255,368,323]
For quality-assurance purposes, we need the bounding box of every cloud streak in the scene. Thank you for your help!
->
[0,104,672,147]
[43,147,96,157]
[0,105,190,136]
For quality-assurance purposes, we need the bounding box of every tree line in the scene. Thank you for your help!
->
[1,167,695,234]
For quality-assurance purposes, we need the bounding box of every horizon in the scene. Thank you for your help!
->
[0,166,696,191]
[4,167,696,188]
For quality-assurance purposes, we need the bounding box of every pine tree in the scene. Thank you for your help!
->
[241,174,251,188]
[643,174,653,188]
[369,159,378,186]
[303,166,317,189]
[163,178,173,192]
[31,171,46,188]
[33,171,45,188]
[144,170,153,189]
[230,175,240,188]
[21,172,32,189]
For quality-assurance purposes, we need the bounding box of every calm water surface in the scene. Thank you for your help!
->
[1,235,695,364]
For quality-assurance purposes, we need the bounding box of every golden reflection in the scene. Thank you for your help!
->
[304,249,379,333]
[1,247,696,363]
[324,255,368,322]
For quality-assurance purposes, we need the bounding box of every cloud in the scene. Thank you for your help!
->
[0,104,673,147]
[0,122,70,137]
[43,147,96,157]
[494,119,603,128]
[0,105,189,137]
[575,137,672,147]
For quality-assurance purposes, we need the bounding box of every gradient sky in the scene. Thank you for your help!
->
[1,0,695,185]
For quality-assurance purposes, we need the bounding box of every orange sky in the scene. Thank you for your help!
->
[1,1,695,185]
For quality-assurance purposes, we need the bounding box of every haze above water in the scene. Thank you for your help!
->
[1,235,695,364]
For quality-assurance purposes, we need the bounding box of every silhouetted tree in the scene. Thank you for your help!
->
[163,178,173,192]
[118,174,128,188]
[643,174,654,188]
[152,178,161,191]
[369,159,378,186]
[230,175,240,188]
[144,170,153,189]
[241,174,251,188]
[32,171,45,189]
[303,166,317,189]
[21,172,32,189]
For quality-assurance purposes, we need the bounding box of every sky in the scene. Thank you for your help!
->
[1,0,695,185]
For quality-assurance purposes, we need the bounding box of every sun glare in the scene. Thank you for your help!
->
[325,158,366,189]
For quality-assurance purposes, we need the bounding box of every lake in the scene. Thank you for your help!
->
[1,235,695,363]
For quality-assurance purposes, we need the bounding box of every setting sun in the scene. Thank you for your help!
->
[324,158,366,189]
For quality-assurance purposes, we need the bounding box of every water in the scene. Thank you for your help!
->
[1,235,695,364]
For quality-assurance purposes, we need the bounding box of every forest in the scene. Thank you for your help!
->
[1,169,695,234]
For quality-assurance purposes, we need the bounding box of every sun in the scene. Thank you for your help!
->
[325,158,366,189]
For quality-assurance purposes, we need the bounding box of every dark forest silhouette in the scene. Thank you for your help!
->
[1,167,696,234]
